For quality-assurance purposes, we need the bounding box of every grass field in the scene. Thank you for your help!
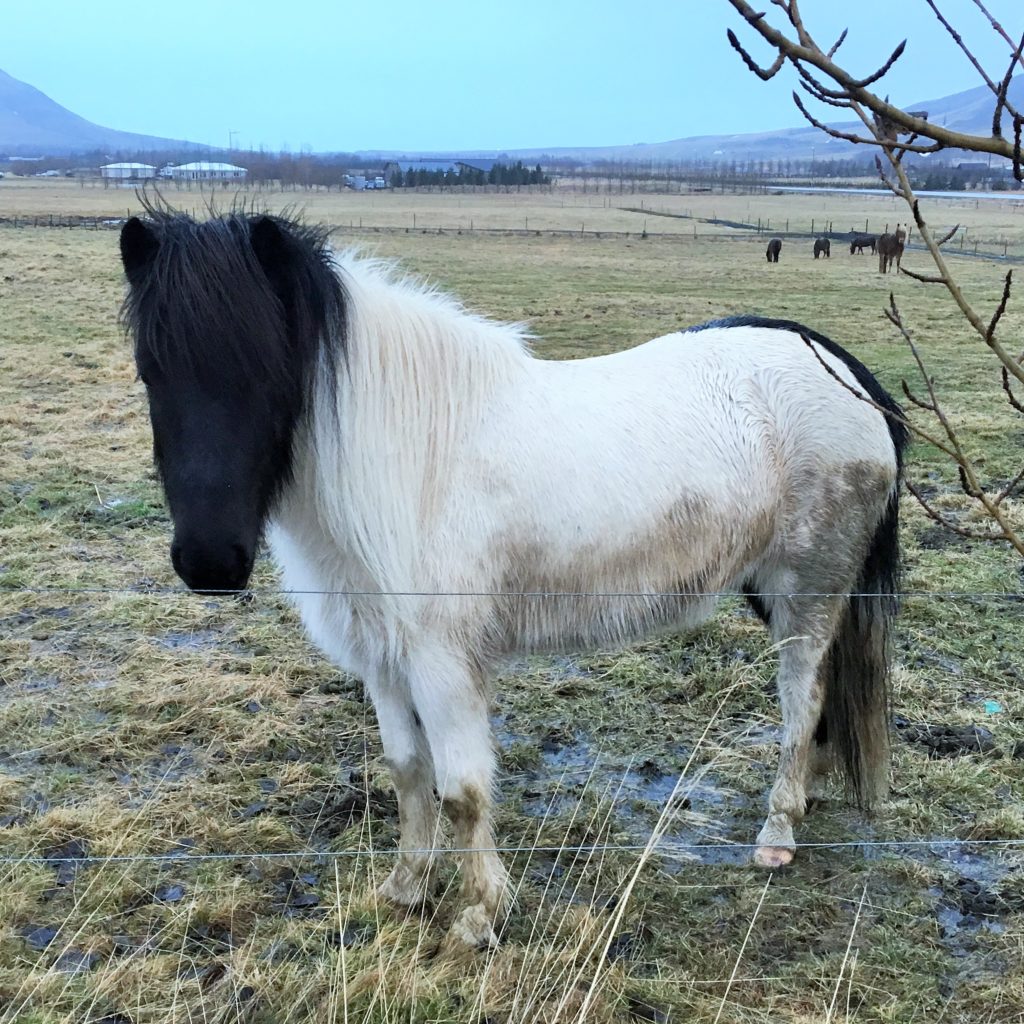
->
[4,176,1024,251]
[1,184,1024,1023]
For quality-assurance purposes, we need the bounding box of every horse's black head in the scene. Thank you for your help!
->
[120,206,344,593]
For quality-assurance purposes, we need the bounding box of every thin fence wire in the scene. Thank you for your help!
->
[2,585,1022,599]
[3,583,1021,879]
[4,836,1024,868]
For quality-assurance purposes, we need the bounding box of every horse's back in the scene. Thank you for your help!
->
[453,319,897,601]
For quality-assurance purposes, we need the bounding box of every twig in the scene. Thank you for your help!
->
[905,480,1005,541]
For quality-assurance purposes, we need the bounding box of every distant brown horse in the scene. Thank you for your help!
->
[850,234,877,254]
[766,238,782,263]
[813,237,830,259]
[878,232,904,274]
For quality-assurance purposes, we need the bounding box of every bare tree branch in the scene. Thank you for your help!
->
[726,0,1023,158]
[827,27,848,59]
[905,480,1006,541]
[924,0,1021,124]
[726,0,1024,556]
[726,28,786,80]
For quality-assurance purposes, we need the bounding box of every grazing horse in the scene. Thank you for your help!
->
[766,237,782,262]
[850,234,877,254]
[877,232,904,274]
[120,207,906,949]
[813,237,831,259]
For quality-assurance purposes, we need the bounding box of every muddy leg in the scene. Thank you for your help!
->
[366,671,439,907]
[407,648,508,949]
[805,713,832,806]
[755,600,840,868]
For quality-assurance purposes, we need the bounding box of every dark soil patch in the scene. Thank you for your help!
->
[894,717,999,757]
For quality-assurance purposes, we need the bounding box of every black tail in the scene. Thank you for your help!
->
[823,375,907,809]
[822,485,901,808]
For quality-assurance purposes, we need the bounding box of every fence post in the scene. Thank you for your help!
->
[811,218,815,235]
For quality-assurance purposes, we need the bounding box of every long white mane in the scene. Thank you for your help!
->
[289,255,533,607]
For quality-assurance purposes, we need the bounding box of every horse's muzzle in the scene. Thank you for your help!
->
[171,537,255,595]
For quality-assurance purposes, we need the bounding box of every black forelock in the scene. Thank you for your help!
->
[120,196,346,407]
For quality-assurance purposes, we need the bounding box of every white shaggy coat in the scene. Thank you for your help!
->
[265,256,899,947]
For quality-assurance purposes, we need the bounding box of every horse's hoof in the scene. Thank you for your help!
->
[443,904,499,953]
[753,845,795,868]
[376,864,431,908]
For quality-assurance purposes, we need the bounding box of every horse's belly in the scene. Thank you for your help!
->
[499,591,721,655]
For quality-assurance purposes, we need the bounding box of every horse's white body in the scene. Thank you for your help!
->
[263,256,900,947]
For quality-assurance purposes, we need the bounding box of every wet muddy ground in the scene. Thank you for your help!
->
[3,223,1024,1021]
[3,596,1023,1022]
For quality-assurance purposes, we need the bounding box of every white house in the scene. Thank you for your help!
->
[101,162,157,180]
[169,162,248,182]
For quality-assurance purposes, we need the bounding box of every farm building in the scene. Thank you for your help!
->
[168,161,248,182]
[384,159,456,178]
[100,162,157,181]
[383,158,500,178]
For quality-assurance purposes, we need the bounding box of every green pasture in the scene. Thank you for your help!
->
[1,191,1023,1023]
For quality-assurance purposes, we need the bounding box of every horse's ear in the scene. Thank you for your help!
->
[250,216,289,276]
[120,217,159,277]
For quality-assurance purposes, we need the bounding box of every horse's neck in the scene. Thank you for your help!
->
[282,263,529,593]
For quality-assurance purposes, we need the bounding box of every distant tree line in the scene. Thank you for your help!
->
[543,154,1020,194]
[2,146,1016,194]
[389,162,549,188]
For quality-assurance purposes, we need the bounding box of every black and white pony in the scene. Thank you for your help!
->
[120,207,906,949]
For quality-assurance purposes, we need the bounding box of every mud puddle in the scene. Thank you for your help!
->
[496,717,748,866]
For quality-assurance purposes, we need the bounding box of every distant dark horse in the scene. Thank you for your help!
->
[850,235,877,254]
[877,232,904,274]
[766,237,782,263]
[813,237,831,259]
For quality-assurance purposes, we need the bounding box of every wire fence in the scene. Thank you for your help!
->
[3,212,1022,262]
[2,585,1021,599]
[4,836,1024,870]
[3,581,1021,878]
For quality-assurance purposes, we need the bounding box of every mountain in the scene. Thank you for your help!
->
[356,77,1023,166]
[0,67,203,156]
[3,63,1019,164]
[493,77,1024,164]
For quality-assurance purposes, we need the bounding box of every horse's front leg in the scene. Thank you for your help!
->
[365,669,439,907]
[407,647,509,949]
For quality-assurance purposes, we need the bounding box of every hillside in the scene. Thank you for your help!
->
[490,77,1024,164]
[3,63,1020,165]
[0,68,201,156]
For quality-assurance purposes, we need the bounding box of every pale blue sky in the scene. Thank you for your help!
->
[4,1,1020,152]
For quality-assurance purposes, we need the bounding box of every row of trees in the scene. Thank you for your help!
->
[5,147,1018,195]
[389,162,549,189]
[545,155,1020,194]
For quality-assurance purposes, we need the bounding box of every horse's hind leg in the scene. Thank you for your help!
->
[407,647,508,949]
[367,670,439,907]
[755,595,844,868]
[806,715,832,805]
